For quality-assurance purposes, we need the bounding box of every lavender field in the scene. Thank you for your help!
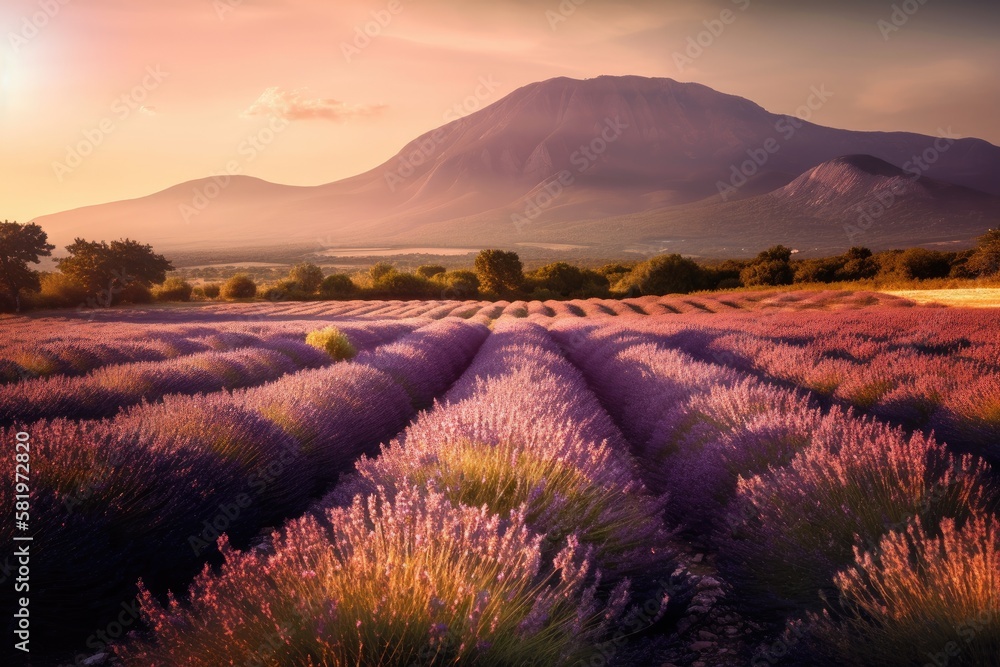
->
[2,290,998,666]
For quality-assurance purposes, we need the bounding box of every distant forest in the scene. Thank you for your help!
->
[2,221,999,312]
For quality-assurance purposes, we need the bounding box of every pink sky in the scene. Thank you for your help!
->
[1,0,998,223]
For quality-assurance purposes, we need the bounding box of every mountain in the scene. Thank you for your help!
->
[33,76,1000,257]
[541,155,1000,257]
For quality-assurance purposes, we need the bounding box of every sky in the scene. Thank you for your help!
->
[1,0,998,223]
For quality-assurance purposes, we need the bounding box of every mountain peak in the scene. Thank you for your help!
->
[33,76,1000,255]
[825,154,910,178]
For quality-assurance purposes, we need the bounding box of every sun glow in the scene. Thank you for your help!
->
[0,57,16,102]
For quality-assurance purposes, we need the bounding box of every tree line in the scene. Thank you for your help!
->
[2,221,999,312]
[0,222,174,312]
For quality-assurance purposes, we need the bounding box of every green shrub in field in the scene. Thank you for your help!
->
[368,271,436,299]
[261,279,310,301]
[201,283,221,299]
[415,264,447,279]
[319,273,357,299]
[153,277,193,302]
[305,326,356,360]
[118,283,153,305]
[617,254,706,295]
[432,270,480,299]
[220,274,256,300]
[287,262,324,293]
[31,272,89,308]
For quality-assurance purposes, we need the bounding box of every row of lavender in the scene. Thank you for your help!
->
[14,287,912,330]
[0,321,423,424]
[551,319,999,666]
[0,326,254,384]
[0,318,487,661]
[638,308,1000,462]
[113,321,679,665]
[0,318,426,385]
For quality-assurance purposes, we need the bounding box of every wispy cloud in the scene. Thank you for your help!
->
[241,87,387,121]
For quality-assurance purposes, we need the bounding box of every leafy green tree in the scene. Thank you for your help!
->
[794,258,840,284]
[415,265,447,279]
[757,245,794,263]
[528,262,586,297]
[966,228,1000,277]
[0,221,54,312]
[621,254,705,295]
[837,246,878,281]
[371,272,435,299]
[597,263,634,288]
[320,274,357,299]
[288,263,325,293]
[261,279,310,301]
[474,250,523,295]
[741,245,794,286]
[368,262,396,282]
[702,260,745,290]
[741,260,794,287]
[57,238,173,305]
[896,248,953,280]
[434,270,480,299]
[578,269,611,298]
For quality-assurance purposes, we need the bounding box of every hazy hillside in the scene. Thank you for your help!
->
[33,76,1000,257]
